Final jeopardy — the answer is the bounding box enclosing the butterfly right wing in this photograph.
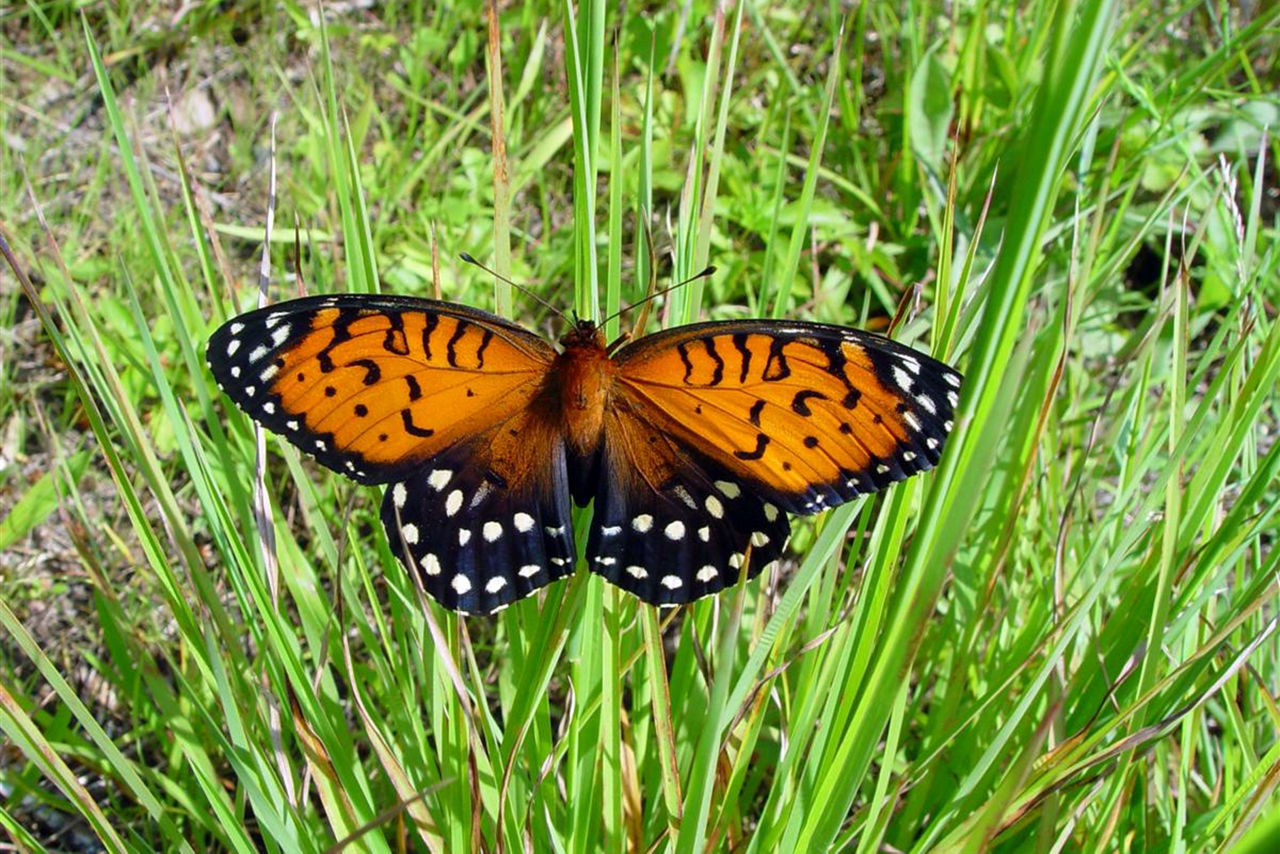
[584,406,790,606]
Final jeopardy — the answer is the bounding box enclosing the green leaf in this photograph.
[907,44,954,176]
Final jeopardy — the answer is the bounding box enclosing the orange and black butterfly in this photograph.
[207,293,961,613]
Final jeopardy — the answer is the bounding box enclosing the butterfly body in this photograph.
[551,321,614,465]
[208,294,961,613]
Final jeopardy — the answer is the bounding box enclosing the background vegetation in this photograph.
[1,0,1277,851]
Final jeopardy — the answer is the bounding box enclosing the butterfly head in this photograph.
[559,316,607,354]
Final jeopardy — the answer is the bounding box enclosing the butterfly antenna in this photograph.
[459,253,571,323]
[600,264,717,330]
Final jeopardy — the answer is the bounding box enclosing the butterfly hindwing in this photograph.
[586,413,790,605]
[206,295,555,484]
[382,412,577,613]
[611,320,962,515]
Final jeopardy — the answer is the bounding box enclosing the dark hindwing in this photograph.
[382,427,576,614]
[586,414,790,606]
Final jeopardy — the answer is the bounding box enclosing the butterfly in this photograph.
[206,293,961,613]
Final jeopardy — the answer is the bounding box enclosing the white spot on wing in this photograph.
[263,402,275,414]
[445,489,463,517]
[483,521,503,542]
[230,366,241,377]
[927,437,939,449]
[751,531,770,547]
[893,366,914,392]
[601,525,622,536]
[696,565,718,582]
[513,512,535,532]
[519,564,541,578]
[664,521,685,540]
[270,325,291,347]
[945,372,961,388]
[594,556,618,566]
[286,420,299,431]
[947,390,959,408]
[715,480,741,499]
[626,565,648,579]
[401,524,419,544]
[226,339,242,357]
[876,464,890,474]
[763,503,779,522]
[660,575,683,589]
[428,469,452,491]
[392,483,407,508]
[248,345,269,363]
[672,485,697,508]
[458,529,472,546]
[451,574,472,594]
[469,482,492,508]
[728,553,745,569]
[422,553,441,575]
[903,410,922,431]
[632,514,653,533]
[485,577,507,594]
[698,526,710,542]
[230,322,245,335]
[916,393,937,415]
[705,495,724,518]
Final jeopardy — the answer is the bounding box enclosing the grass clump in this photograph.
[1,1,1277,851]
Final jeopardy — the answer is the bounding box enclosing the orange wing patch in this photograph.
[612,321,960,513]
[208,295,555,484]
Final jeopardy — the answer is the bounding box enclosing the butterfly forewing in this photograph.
[206,295,555,484]
[610,320,962,515]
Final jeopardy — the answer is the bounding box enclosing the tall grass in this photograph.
[1,1,1277,852]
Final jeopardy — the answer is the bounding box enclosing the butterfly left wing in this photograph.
[381,406,578,613]
[207,295,573,613]
[206,295,556,484]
